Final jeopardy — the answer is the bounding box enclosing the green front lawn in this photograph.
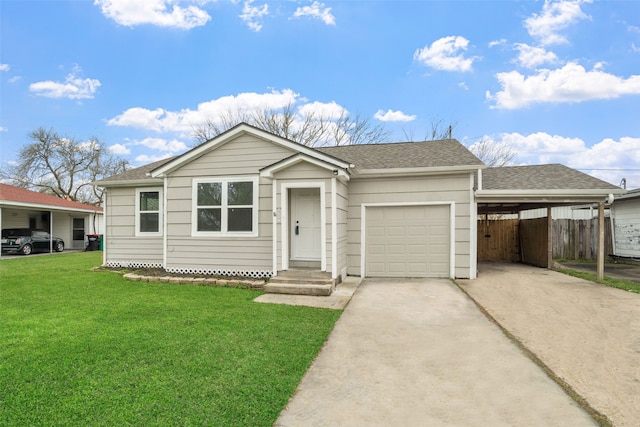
[0,252,341,426]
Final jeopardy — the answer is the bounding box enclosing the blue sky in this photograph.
[1,0,639,188]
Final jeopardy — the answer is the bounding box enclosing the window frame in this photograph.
[192,176,259,237]
[135,187,163,237]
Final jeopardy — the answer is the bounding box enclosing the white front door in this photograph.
[290,188,321,260]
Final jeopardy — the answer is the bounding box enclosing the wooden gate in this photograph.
[477,219,519,262]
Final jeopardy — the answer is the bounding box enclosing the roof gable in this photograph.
[260,153,350,180]
[0,183,103,212]
[150,123,350,178]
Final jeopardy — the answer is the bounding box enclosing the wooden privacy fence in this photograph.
[478,217,612,264]
[553,217,612,260]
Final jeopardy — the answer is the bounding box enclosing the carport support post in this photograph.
[597,201,605,282]
[547,207,553,269]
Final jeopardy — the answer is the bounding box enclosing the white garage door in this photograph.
[365,205,450,278]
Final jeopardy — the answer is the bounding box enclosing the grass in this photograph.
[554,267,640,293]
[0,252,342,426]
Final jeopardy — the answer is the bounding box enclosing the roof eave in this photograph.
[93,178,164,188]
[0,200,103,213]
[354,164,485,177]
[475,188,625,204]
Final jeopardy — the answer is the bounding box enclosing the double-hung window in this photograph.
[136,188,162,236]
[193,177,258,236]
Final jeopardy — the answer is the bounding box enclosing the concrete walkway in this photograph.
[275,278,595,427]
[459,262,640,427]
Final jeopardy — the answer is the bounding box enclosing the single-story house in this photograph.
[94,123,624,286]
[0,183,104,256]
[610,188,640,259]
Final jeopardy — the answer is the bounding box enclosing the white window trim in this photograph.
[135,187,163,237]
[192,176,259,238]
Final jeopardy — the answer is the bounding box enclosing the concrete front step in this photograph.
[263,282,334,296]
[276,269,334,280]
[268,276,336,286]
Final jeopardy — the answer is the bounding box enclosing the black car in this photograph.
[1,228,65,255]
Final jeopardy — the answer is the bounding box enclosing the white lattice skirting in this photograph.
[105,261,273,279]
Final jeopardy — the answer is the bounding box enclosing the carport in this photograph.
[0,183,103,258]
[475,165,626,280]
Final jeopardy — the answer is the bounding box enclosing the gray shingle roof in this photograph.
[482,164,620,190]
[94,157,175,184]
[317,139,484,169]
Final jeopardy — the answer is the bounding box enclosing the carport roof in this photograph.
[0,183,103,213]
[482,164,621,190]
[476,164,626,214]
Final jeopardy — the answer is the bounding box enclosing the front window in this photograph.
[136,188,162,236]
[193,177,258,236]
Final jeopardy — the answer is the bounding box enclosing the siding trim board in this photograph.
[360,201,456,279]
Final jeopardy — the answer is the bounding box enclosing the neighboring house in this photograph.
[611,188,640,259]
[0,183,104,255]
[94,123,623,284]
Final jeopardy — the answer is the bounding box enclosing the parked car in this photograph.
[1,228,65,255]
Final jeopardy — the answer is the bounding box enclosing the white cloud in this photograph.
[514,43,558,68]
[458,82,469,91]
[94,0,212,29]
[0,126,7,132]
[291,1,335,25]
[108,143,131,155]
[488,39,507,48]
[8,76,21,83]
[0,64,10,71]
[239,0,269,32]
[484,132,640,187]
[29,66,101,100]
[374,109,416,123]
[487,62,640,109]
[134,137,187,153]
[298,101,345,119]
[524,0,592,46]
[107,89,301,133]
[414,36,477,72]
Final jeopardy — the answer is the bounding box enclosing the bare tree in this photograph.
[192,103,391,147]
[1,127,128,205]
[469,136,516,167]
[401,118,458,142]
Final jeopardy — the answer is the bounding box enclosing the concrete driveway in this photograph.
[459,263,640,427]
[276,278,595,426]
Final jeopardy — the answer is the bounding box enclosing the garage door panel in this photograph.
[365,205,450,278]
[407,244,427,254]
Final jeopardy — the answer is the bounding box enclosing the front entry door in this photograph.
[290,188,321,260]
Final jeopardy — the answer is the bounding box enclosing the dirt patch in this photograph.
[458,263,640,427]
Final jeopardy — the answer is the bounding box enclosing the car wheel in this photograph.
[21,244,33,255]
[55,241,64,252]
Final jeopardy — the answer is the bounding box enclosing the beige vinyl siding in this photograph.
[164,135,295,273]
[272,161,334,180]
[105,186,163,266]
[347,173,473,278]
